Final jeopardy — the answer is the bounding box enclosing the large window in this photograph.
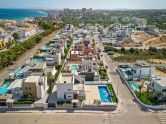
[162,89,166,92]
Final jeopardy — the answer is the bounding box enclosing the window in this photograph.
[162,89,166,92]
[29,87,31,90]
[149,69,151,74]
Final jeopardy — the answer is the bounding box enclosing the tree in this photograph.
[12,32,19,41]
[93,99,101,106]
[36,36,42,43]
[138,84,143,97]
[129,48,135,53]
[120,47,125,53]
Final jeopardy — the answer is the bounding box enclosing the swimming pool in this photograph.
[43,46,50,51]
[120,67,133,76]
[15,68,25,78]
[129,82,140,92]
[34,58,43,65]
[70,65,78,70]
[98,86,112,102]
[0,83,10,94]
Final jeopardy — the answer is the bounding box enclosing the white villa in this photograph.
[56,73,85,107]
[131,61,155,79]
[150,76,166,96]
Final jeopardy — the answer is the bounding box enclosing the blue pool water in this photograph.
[120,67,133,76]
[129,82,140,91]
[42,46,50,51]
[98,86,112,102]
[0,83,10,94]
[70,65,78,70]
[34,58,43,65]
[15,68,25,78]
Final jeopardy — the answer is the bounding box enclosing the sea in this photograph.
[0,9,48,22]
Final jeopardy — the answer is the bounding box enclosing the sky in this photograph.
[0,0,166,9]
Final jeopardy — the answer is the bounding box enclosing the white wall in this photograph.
[151,80,166,96]
[37,86,44,99]
[57,83,73,100]
[133,67,155,78]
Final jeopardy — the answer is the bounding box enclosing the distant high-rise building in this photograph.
[89,8,93,13]
[48,11,59,20]
[64,8,71,13]
[82,8,87,13]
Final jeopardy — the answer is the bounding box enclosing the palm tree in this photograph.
[138,84,143,97]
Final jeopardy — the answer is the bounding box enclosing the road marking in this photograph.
[158,112,166,124]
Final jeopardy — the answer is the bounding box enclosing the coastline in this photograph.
[0,9,48,22]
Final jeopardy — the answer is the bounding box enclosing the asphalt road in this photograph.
[95,34,161,124]
[0,30,58,83]
[0,34,163,124]
[0,112,109,124]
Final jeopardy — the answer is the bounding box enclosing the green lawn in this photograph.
[107,84,118,103]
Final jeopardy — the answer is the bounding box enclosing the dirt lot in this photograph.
[126,32,166,48]
[144,34,166,47]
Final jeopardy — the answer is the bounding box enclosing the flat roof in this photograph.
[132,61,153,69]
[24,76,41,83]
[60,76,73,84]
[8,79,23,89]
[71,51,79,54]
[154,76,166,87]
[33,61,45,69]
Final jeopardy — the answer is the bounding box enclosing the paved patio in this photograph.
[84,85,102,105]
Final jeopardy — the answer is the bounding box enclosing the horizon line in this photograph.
[0,7,166,10]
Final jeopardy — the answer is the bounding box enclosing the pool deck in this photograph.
[84,85,101,105]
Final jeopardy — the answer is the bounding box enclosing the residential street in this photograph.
[0,34,164,124]
[0,30,58,83]
[95,34,161,124]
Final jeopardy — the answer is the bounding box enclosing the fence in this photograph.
[117,67,166,110]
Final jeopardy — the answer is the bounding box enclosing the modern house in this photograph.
[44,48,62,66]
[131,61,155,79]
[80,59,100,81]
[22,76,48,99]
[50,43,65,56]
[132,17,147,28]
[28,61,47,76]
[70,51,83,61]
[56,73,85,107]
[0,33,13,48]
[7,79,23,98]
[150,76,166,97]
[0,94,14,107]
